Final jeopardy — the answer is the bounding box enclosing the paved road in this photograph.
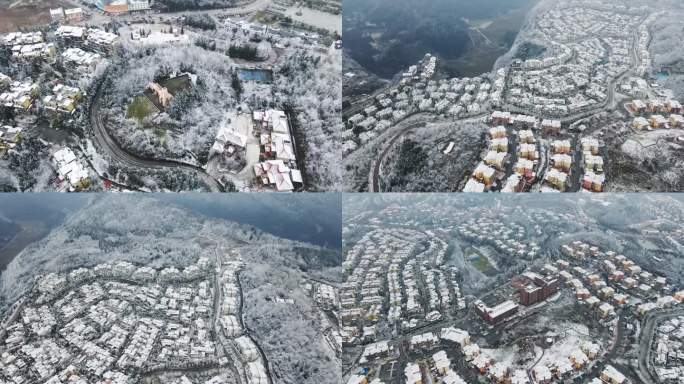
[212,247,247,384]
[78,0,271,23]
[637,309,684,384]
[89,77,224,192]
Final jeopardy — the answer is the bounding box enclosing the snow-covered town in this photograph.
[342,0,684,193]
[342,193,684,384]
[0,249,273,384]
[0,194,344,384]
[0,0,341,192]
[0,193,342,384]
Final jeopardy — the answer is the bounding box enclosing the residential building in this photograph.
[52,147,90,191]
[50,8,65,22]
[64,8,84,23]
[473,300,518,325]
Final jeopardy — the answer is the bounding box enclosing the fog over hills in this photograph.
[343,0,537,79]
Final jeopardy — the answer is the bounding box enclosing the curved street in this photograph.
[89,77,224,192]
[637,309,684,384]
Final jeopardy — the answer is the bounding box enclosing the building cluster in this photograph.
[530,361,626,384]
[509,128,540,191]
[313,282,339,310]
[516,271,560,306]
[356,321,607,384]
[52,147,91,192]
[1,73,84,117]
[0,125,23,153]
[452,325,602,384]
[341,228,419,343]
[421,55,437,79]
[215,251,269,384]
[474,124,509,192]
[0,254,270,383]
[465,111,543,192]
[419,300,606,384]
[218,258,242,341]
[43,84,83,114]
[252,109,303,191]
[472,271,560,326]
[50,7,84,23]
[1,32,57,62]
[236,336,269,384]
[252,159,301,192]
[95,0,151,14]
[439,239,684,383]
[343,58,506,153]
[458,218,540,259]
[55,26,119,54]
[544,136,573,192]
[485,113,541,191]
[652,315,684,382]
[62,47,103,73]
[559,241,684,319]
[506,2,645,118]
[619,76,650,99]
[579,136,605,192]
[304,280,343,357]
[629,98,684,130]
[399,54,437,83]
[342,206,670,384]
[340,228,463,347]
[0,25,116,118]
[635,12,658,76]
[466,110,608,193]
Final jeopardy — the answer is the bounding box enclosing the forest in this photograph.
[157,0,238,12]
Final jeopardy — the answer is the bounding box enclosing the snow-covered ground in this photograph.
[0,195,342,384]
[282,6,341,34]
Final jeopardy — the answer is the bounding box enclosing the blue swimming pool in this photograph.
[238,68,273,83]
[656,72,669,81]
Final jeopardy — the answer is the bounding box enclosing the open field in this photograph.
[465,246,498,275]
[126,95,158,121]
[283,5,341,35]
[0,0,74,33]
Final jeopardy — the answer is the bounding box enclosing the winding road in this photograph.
[637,309,684,384]
[89,77,224,192]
